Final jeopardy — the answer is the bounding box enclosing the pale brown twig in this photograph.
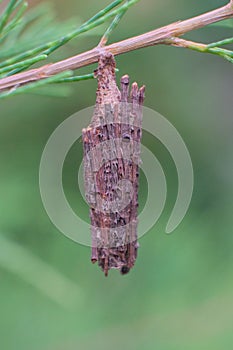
[164,37,207,52]
[0,1,233,91]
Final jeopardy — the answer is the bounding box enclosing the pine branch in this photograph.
[0,1,233,95]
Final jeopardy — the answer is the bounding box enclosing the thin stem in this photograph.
[0,0,18,33]
[0,54,47,76]
[82,0,124,27]
[12,0,26,11]
[0,1,233,91]
[2,64,33,77]
[165,37,233,63]
[208,37,233,48]
[99,0,134,47]
[0,2,28,41]
[0,70,72,99]
[55,73,95,83]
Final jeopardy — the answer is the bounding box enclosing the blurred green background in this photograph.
[1,1,233,349]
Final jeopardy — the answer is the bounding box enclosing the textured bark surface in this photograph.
[82,53,145,276]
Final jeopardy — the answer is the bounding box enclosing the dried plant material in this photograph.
[82,52,145,276]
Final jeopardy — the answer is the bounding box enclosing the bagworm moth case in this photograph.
[82,52,145,276]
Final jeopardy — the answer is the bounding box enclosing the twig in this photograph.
[165,37,233,63]
[0,1,233,91]
[208,37,233,48]
[0,71,73,99]
[98,0,132,47]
